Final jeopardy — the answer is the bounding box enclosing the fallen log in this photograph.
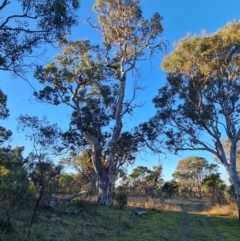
[49,191,88,202]
[44,191,88,215]
[131,208,148,216]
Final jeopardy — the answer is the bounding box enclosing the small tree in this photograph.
[128,166,149,196]
[17,115,62,203]
[202,173,226,205]
[115,190,128,209]
[143,165,163,197]
[0,146,29,204]
[173,156,217,199]
[162,180,178,198]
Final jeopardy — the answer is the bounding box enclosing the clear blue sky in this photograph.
[1,0,240,181]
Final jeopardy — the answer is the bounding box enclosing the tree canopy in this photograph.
[173,156,217,198]
[0,0,80,75]
[151,20,240,218]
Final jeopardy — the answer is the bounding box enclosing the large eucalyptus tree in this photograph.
[34,0,165,205]
[152,21,240,218]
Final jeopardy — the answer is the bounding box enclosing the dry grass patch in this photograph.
[127,196,212,212]
[201,202,238,218]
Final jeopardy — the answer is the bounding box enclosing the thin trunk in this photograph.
[26,178,45,241]
[227,145,240,220]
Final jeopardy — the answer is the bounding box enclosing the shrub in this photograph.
[115,191,128,209]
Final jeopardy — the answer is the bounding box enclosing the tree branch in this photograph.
[0,0,9,10]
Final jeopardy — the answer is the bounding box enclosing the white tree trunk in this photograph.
[227,145,240,219]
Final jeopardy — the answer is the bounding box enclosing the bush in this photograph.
[115,191,128,209]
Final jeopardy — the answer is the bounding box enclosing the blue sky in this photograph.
[1,0,240,181]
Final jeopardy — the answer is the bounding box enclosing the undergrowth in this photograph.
[0,198,240,241]
[201,202,238,218]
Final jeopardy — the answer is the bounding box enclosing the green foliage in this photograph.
[202,173,227,205]
[227,184,236,202]
[173,156,217,198]
[58,173,81,194]
[162,21,240,76]
[115,190,128,209]
[60,150,97,193]
[118,165,164,197]
[0,89,12,146]
[93,0,165,76]
[0,146,29,203]
[151,20,240,216]
[152,21,240,160]
[0,0,80,74]
[162,180,179,198]
[0,90,9,120]
[30,162,62,187]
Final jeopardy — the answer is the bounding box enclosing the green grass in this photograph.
[0,198,240,241]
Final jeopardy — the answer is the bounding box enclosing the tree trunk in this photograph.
[197,176,203,199]
[82,132,114,206]
[233,180,240,220]
[237,195,240,221]
[228,146,240,220]
[231,177,240,220]
[81,78,126,207]
[97,174,114,206]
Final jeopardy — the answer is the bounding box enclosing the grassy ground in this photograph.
[0,197,240,241]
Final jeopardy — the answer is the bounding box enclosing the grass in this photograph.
[200,202,238,218]
[0,197,240,241]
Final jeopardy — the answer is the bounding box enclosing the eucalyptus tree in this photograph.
[151,21,240,218]
[0,0,80,75]
[173,156,217,198]
[144,165,163,197]
[17,115,62,198]
[202,173,226,205]
[125,165,163,196]
[33,0,165,205]
[128,166,149,195]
